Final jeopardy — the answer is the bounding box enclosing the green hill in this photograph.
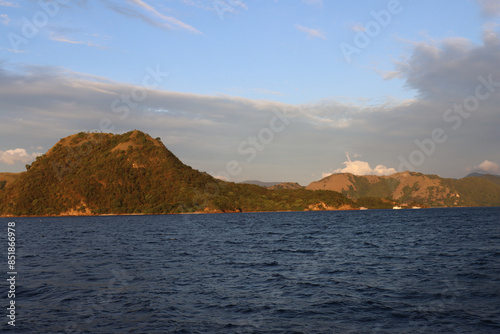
[0,131,354,216]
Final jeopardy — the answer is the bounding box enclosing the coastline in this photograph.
[0,205,360,218]
[3,205,497,219]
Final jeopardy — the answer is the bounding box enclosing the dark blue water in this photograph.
[1,207,499,333]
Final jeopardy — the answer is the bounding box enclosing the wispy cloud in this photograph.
[88,33,113,40]
[107,4,165,29]
[295,24,326,40]
[49,33,109,49]
[252,88,284,96]
[113,0,203,35]
[50,35,85,45]
[0,14,9,25]
[0,1,17,7]
[1,48,25,54]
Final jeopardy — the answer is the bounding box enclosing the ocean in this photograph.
[1,207,499,333]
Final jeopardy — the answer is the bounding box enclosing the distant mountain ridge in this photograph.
[465,173,500,186]
[269,182,304,190]
[306,172,500,207]
[240,180,282,188]
[465,172,500,177]
[240,181,304,190]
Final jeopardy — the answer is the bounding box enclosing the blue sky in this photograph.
[3,0,485,103]
[1,0,500,185]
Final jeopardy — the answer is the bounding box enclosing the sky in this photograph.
[0,0,499,185]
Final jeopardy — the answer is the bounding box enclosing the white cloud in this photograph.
[50,35,85,45]
[123,0,203,34]
[0,149,42,165]
[331,160,397,176]
[372,164,398,176]
[324,153,397,177]
[295,24,326,40]
[469,160,500,174]
[333,160,371,175]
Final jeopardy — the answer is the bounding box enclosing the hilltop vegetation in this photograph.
[0,131,354,216]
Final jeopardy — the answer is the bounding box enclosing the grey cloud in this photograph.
[106,4,169,30]
[477,0,500,18]
[0,64,300,171]
[103,0,202,34]
[393,32,500,101]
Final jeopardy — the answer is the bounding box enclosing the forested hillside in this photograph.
[0,131,354,216]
